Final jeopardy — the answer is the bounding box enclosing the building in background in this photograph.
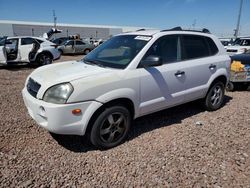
[0,20,151,40]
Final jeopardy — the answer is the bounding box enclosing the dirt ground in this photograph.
[0,55,249,187]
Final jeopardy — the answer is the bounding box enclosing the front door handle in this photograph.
[209,64,216,70]
[175,70,185,77]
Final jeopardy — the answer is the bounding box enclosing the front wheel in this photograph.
[203,81,225,111]
[90,106,131,149]
[226,82,234,91]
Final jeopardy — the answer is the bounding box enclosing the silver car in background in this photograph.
[58,40,95,55]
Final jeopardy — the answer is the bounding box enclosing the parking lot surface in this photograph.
[0,56,249,187]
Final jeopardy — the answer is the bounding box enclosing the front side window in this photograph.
[65,41,74,46]
[142,35,179,65]
[83,35,150,69]
[5,39,18,49]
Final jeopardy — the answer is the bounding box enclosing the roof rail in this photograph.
[161,27,211,34]
[161,27,182,32]
[202,28,210,33]
[136,29,146,31]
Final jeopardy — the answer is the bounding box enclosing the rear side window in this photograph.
[76,41,85,45]
[206,37,219,55]
[181,35,210,60]
[21,38,36,45]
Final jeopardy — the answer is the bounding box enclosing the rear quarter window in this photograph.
[206,37,219,55]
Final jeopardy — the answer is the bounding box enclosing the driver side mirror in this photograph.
[140,55,162,68]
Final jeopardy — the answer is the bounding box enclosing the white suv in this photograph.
[0,36,61,65]
[22,28,230,149]
[225,37,250,56]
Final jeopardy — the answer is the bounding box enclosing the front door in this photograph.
[64,40,75,54]
[139,35,186,115]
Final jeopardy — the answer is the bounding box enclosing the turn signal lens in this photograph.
[72,109,82,115]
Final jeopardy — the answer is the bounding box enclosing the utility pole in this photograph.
[53,10,57,29]
[192,19,196,30]
[234,0,243,38]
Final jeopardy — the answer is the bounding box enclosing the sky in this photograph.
[0,0,249,37]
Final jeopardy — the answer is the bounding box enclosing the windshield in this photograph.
[233,38,250,46]
[83,35,151,69]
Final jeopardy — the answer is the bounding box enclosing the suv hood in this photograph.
[29,60,112,85]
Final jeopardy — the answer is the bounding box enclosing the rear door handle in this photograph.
[209,64,216,70]
[175,70,185,77]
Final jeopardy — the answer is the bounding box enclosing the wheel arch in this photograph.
[84,48,91,54]
[35,50,53,60]
[205,68,229,93]
[85,98,135,136]
[211,75,227,87]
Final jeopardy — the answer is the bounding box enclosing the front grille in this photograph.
[27,78,41,98]
[227,49,237,52]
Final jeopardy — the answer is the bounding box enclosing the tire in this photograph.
[90,106,131,149]
[84,49,90,55]
[36,53,53,66]
[226,82,234,91]
[203,81,225,111]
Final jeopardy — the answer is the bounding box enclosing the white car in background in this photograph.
[225,37,250,56]
[0,36,61,65]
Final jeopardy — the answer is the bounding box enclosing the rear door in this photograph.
[75,40,86,53]
[19,37,35,62]
[180,35,219,101]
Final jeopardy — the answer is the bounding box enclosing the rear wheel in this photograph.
[90,106,131,149]
[84,49,90,55]
[226,82,234,91]
[36,53,52,66]
[203,81,225,111]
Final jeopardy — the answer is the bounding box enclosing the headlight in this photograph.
[43,83,73,104]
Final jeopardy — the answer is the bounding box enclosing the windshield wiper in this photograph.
[84,59,106,68]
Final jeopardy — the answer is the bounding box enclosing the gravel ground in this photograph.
[0,56,249,187]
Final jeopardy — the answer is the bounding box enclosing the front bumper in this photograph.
[22,88,102,135]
